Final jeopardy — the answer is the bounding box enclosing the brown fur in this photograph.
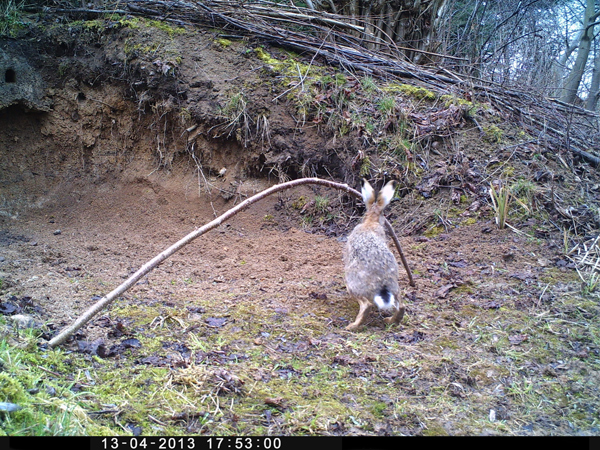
[343,180,405,331]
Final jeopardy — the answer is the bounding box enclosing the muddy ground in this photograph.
[0,17,599,436]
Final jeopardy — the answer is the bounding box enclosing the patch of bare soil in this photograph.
[0,177,347,330]
[0,18,599,436]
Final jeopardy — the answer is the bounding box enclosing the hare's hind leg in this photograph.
[346,297,372,331]
[384,303,405,326]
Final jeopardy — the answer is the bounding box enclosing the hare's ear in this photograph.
[378,180,397,208]
[361,179,376,206]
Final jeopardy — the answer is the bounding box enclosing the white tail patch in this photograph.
[374,293,396,311]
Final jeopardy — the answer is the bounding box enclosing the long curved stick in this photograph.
[384,219,415,287]
[48,177,413,347]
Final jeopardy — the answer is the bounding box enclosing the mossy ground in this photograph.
[1,216,598,436]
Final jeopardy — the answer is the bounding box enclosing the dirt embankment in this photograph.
[1,21,358,216]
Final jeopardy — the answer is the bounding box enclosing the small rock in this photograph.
[11,314,37,328]
[128,424,143,436]
[53,230,61,235]
[0,402,21,412]
[502,252,515,262]
[479,428,497,436]
[537,257,550,267]
[0,301,19,314]
[205,317,227,327]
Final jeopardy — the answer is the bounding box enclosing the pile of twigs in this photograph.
[30,0,600,165]
[567,236,600,290]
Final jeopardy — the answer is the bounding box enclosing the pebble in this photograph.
[53,230,61,235]
[0,402,21,412]
[11,314,37,329]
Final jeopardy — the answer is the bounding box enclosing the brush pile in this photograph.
[29,0,600,165]
[568,236,600,291]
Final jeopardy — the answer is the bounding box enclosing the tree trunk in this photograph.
[560,0,597,104]
[586,46,600,110]
[550,12,585,98]
[323,0,448,63]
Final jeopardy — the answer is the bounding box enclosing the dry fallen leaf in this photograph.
[508,334,528,345]
[435,283,455,298]
[264,397,286,409]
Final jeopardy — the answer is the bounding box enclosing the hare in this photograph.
[343,179,405,331]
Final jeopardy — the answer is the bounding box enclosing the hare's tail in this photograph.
[373,286,396,311]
